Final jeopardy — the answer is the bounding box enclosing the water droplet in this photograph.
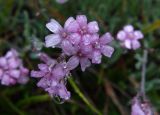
[52,96,65,104]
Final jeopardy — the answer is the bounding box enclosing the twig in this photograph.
[140,49,148,99]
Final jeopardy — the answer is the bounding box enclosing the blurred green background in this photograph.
[0,0,160,115]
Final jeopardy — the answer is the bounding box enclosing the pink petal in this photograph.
[20,67,29,76]
[88,21,99,33]
[117,30,126,41]
[38,64,48,72]
[45,34,61,48]
[69,33,81,45]
[124,39,132,49]
[5,49,19,58]
[31,70,45,78]
[8,58,20,69]
[131,98,145,115]
[124,25,134,32]
[67,56,79,70]
[61,40,77,56]
[0,69,3,79]
[101,45,114,57]
[64,17,75,29]
[0,57,7,67]
[39,53,57,65]
[46,19,62,33]
[66,20,80,32]
[100,32,113,44]
[76,15,87,26]
[82,34,91,45]
[52,65,65,78]
[81,44,93,54]
[134,31,144,39]
[92,51,102,64]
[132,40,141,50]
[80,58,91,71]
[37,77,49,88]
[1,74,16,86]
[9,70,20,79]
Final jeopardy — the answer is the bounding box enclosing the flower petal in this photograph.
[52,65,65,78]
[124,25,134,32]
[82,34,91,45]
[31,70,45,78]
[9,70,20,79]
[66,20,80,32]
[92,51,102,64]
[38,64,48,72]
[45,34,61,48]
[124,39,132,49]
[8,58,21,69]
[80,58,91,71]
[64,17,75,29]
[101,45,114,57]
[69,33,81,45]
[76,15,87,26]
[67,56,79,70]
[134,30,144,39]
[81,44,93,54]
[87,21,99,33]
[0,69,3,79]
[117,30,126,41]
[1,74,16,86]
[61,40,77,56]
[132,40,141,50]
[46,19,62,33]
[0,57,7,67]
[100,32,113,44]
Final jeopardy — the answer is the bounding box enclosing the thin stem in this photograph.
[140,49,148,99]
[69,77,102,115]
[2,95,25,115]
[17,94,50,107]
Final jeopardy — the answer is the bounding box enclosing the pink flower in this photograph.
[0,49,29,86]
[117,25,143,50]
[45,17,80,48]
[31,53,71,100]
[131,97,153,115]
[91,33,114,64]
[45,15,114,71]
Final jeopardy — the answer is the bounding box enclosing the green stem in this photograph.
[2,95,25,115]
[17,94,50,107]
[69,77,102,115]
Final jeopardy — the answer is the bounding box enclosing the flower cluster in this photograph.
[0,49,29,86]
[117,25,143,50]
[31,15,114,101]
[131,96,153,115]
[31,53,73,100]
[45,15,114,71]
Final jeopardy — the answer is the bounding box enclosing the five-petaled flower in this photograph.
[117,25,143,50]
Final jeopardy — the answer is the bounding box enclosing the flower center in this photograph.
[94,42,101,49]
[61,32,68,38]
[127,33,134,39]
[79,26,87,35]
